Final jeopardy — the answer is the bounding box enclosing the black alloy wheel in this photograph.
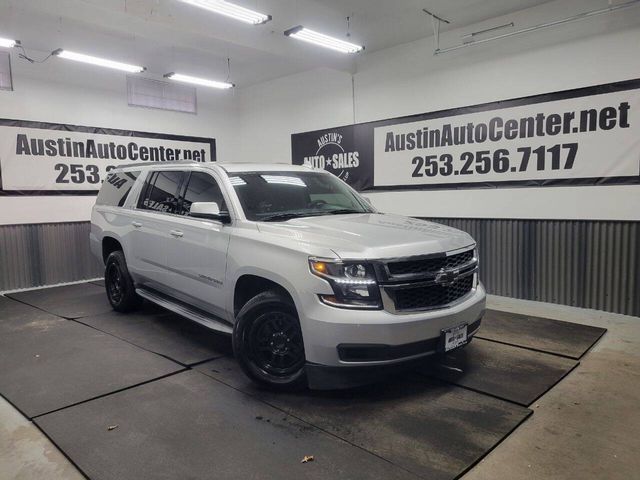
[106,262,124,304]
[233,290,307,390]
[104,250,141,312]
[248,310,305,377]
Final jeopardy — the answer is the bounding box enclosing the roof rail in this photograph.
[111,160,211,169]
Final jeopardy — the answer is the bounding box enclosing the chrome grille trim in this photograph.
[376,247,478,314]
[375,246,477,283]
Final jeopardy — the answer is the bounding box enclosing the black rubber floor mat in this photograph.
[7,283,112,319]
[35,370,418,480]
[0,297,183,418]
[195,357,532,480]
[422,338,579,406]
[78,310,231,365]
[476,309,606,359]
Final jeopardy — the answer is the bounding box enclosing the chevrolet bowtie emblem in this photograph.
[434,270,458,286]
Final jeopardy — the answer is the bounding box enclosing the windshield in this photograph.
[227,171,374,221]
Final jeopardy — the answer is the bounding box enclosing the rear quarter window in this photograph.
[95,170,141,207]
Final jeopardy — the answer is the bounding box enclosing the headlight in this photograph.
[309,258,382,309]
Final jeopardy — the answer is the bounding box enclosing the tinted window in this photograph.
[229,172,373,221]
[179,171,227,216]
[138,171,184,214]
[95,170,140,207]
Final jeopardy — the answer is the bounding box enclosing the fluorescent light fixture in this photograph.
[0,37,18,48]
[164,72,235,89]
[178,0,271,25]
[52,49,145,73]
[284,26,364,54]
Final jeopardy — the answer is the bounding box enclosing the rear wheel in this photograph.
[233,290,306,390]
[105,250,141,312]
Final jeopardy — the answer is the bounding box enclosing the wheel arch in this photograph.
[102,236,123,264]
[233,273,296,318]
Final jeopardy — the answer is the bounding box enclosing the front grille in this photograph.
[392,275,474,311]
[387,249,474,277]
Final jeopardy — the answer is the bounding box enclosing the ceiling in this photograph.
[0,0,555,87]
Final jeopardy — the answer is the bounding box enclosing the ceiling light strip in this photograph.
[284,26,364,54]
[298,32,362,51]
[164,72,234,89]
[0,37,18,48]
[178,0,271,25]
[53,49,145,73]
[290,29,362,51]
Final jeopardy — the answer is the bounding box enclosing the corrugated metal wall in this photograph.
[427,218,640,317]
[0,222,102,291]
[1,219,638,316]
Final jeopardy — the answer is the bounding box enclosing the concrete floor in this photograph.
[0,295,638,480]
[465,296,640,480]
[0,396,83,480]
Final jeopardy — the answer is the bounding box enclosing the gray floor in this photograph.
[0,394,84,480]
[464,296,640,480]
[0,293,638,480]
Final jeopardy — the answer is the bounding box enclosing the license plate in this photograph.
[442,324,468,352]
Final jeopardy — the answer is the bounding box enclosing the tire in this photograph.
[104,250,141,312]
[233,290,307,390]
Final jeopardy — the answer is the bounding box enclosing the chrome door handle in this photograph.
[132,221,142,228]
[169,230,184,238]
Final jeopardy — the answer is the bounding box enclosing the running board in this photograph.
[136,287,233,335]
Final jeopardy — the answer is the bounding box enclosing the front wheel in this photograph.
[233,290,307,390]
[105,250,141,312]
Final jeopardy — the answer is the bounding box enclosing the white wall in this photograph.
[3,0,640,223]
[0,54,238,225]
[233,0,640,221]
[234,67,354,164]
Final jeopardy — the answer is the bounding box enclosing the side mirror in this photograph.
[190,202,230,223]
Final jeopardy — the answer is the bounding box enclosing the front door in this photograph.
[162,170,231,318]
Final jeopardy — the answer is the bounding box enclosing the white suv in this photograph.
[90,162,486,389]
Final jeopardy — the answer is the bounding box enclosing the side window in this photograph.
[138,171,184,214]
[95,171,140,207]
[179,171,227,217]
[137,171,157,210]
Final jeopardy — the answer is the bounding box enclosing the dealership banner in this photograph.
[292,79,640,191]
[0,119,216,194]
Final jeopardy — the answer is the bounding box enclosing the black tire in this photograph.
[104,250,141,312]
[233,290,307,390]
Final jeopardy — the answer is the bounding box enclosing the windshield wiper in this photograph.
[260,212,325,222]
[326,209,364,215]
[260,209,363,222]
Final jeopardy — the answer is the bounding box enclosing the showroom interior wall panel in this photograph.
[0,57,238,226]
[429,219,639,317]
[1,0,639,317]
[0,222,101,292]
[236,0,640,223]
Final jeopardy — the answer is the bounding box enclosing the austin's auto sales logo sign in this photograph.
[291,124,373,190]
[302,131,360,182]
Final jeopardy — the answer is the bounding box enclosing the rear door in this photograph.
[162,169,231,317]
[128,170,186,292]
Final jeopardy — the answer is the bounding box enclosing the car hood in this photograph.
[255,213,474,259]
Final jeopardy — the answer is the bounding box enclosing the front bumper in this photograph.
[298,282,486,369]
